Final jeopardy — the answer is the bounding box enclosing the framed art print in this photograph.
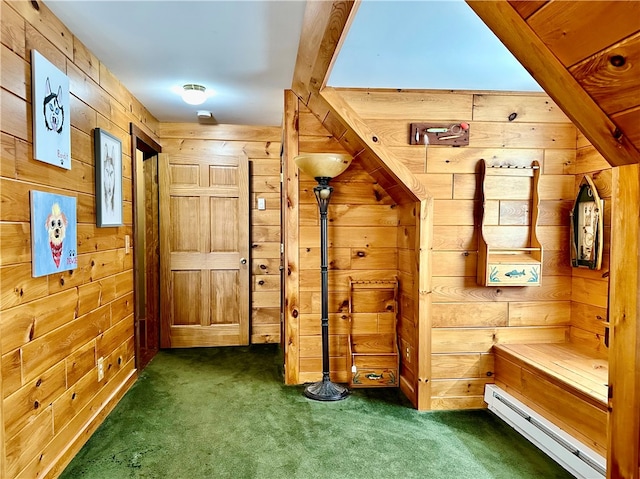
[31,49,71,169]
[94,128,123,227]
[31,190,77,277]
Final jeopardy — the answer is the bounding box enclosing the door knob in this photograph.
[240,258,247,265]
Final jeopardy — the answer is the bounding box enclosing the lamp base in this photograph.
[303,379,349,401]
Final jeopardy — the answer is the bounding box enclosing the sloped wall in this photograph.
[0,1,159,476]
[284,94,413,389]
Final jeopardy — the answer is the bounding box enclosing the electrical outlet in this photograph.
[257,197,266,210]
[97,357,105,381]
[405,347,412,363]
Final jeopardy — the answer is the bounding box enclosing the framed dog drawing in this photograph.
[94,128,123,227]
[30,190,78,277]
[31,50,71,169]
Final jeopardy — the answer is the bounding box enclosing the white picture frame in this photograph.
[31,49,71,169]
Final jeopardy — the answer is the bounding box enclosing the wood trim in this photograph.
[0,345,4,479]
[417,198,433,410]
[158,153,172,348]
[608,164,640,479]
[42,368,137,479]
[130,123,162,369]
[466,0,640,168]
[320,87,429,202]
[283,90,300,384]
[238,153,251,345]
[159,123,281,141]
[130,123,162,156]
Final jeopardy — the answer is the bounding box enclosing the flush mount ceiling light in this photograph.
[181,84,207,105]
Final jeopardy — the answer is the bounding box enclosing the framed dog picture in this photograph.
[31,190,78,277]
[31,49,71,169]
[94,128,123,227]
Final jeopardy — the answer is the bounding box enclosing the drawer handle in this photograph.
[365,373,383,380]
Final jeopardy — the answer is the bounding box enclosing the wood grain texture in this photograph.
[283,90,301,383]
[467,0,640,167]
[608,164,640,478]
[570,32,640,117]
[527,0,640,68]
[0,2,159,476]
[321,87,428,202]
[494,350,607,456]
[291,1,359,102]
[416,199,433,409]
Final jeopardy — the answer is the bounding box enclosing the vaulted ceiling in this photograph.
[292,0,640,176]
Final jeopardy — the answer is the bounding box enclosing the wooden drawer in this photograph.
[351,367,398,387]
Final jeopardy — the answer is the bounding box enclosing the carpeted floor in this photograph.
[60,345,572,479]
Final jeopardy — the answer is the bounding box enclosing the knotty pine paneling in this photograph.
[0,1,159,477]
[158,123,282,345]
[571,138,612,352]
[397,201,419,405]
[341,89,578,409]
[287,100,419,398]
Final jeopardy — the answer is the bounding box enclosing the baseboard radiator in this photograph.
[484,385,606,479]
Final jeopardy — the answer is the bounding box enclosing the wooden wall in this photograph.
[158,123,282,344]
[571,133,611,351]
[0,1,160,477]
[396,202,419,404]
[284,96,421,391]
[297,105,400,383]
[337,89,577,409]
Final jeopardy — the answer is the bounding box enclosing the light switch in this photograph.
[257,197,266,210]
[125,235,130,254]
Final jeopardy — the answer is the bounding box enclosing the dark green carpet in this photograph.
[60,345,572,479]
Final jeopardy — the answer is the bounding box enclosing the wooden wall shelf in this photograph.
[477,160,542,286]
[347,278,400,388]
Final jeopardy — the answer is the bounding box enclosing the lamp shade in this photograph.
[294,153,352,180]
[181,84,207,105]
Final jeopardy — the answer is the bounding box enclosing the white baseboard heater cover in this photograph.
[484,385,606,479]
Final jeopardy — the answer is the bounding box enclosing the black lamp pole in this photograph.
[303,177,349,401]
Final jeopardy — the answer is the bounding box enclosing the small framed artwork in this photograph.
[31,190,78,277]
[31,49,71,169]
[94,128,123,227]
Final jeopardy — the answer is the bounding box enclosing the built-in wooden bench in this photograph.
[493,342,609,456]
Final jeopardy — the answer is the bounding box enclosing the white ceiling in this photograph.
[44,0,541,127]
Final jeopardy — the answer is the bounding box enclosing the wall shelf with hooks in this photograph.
[477,160,542,286]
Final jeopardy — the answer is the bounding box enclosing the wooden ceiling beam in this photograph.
[467,0,640,167]
[291,1,427,203]
[291,1,359,103]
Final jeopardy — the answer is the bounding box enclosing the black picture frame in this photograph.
[94,128,123,227]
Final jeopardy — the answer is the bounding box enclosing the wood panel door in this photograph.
[159,153,249,348]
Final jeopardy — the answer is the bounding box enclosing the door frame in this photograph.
[130,123,162,370]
